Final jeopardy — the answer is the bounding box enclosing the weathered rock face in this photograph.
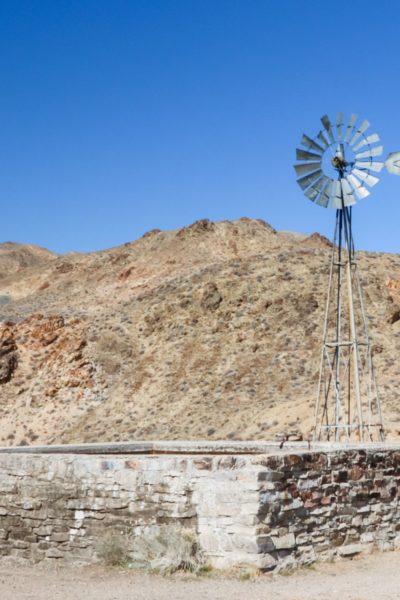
[0,326,17,383]
[201,282,223,311]
[0,444,398,569]
[0,315,104,446]
[0,218,399,445]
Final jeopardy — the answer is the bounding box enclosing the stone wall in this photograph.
[0,442,399,570]
[255,447,400,570]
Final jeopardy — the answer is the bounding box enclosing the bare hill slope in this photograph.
[0,217,399,446]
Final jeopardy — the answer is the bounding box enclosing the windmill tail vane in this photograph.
[386,151,400,175]
[294,113,400,443]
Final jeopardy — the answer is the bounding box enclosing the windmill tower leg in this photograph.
[313,200,385,442]
[342,205,364,439]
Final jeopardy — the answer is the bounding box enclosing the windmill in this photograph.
[294,113,400,442]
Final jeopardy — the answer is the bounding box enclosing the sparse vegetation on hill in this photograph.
[0,217,399,446]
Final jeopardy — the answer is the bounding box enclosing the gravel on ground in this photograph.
[0,551,398,600]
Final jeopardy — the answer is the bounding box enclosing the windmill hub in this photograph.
[331,154,348,172]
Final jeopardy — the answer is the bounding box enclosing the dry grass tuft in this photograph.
[96,531,130,567]
[130,524,204,574]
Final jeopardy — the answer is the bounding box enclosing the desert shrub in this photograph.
[96,531,130,566]
[130,524,204,575]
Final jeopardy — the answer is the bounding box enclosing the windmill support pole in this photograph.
[342,206,364,440]
[334,208,343,440]
[339,179,364,441]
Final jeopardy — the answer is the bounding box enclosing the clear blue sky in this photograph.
[1,0,400,253]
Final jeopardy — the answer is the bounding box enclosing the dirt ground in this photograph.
[0,551,398,600]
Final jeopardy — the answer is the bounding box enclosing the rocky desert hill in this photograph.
[0,217,400,447]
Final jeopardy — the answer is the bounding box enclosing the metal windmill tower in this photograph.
[294,113,400,443]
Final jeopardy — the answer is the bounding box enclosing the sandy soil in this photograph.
[0,552,398,600]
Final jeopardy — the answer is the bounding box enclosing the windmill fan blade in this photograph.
[341,178,356,207]
[336,112,344,140]
[346,174,370,199]
[321,115,335,143]
[352,168,379,187]
[314,177,331,204]
[305,176,324,201]
[296,148,322,161]
[354,186,370,199]
[305,175,331,203]
[296,169,323,190]
[343,113,358,143]
[315,191,330,208]
[385,151,400,175]
[317,131,329,149]
[350,119,370,146]
[331,180,343,209]
[369,161,384,172]
[355,160,384,172]
[294,162,322,176]
[352,133,380,152]
[316,180,333,207]
[300,134,325,154]
[355,146,383,159]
